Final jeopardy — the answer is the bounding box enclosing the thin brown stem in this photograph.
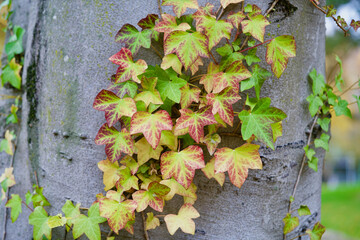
[157,0,163,16]
[239,36,250,51]
[232,121,241,134]
[107,230,113,237]
[79,207,89,210]
[34,171,39,186]
[219,132,242,138]
[22,201,34,212]
[209,51,218,65]
[151,44,162,58]
[339,81,359,96]
[265,0,280,16]
[288,113,319,212]
[239,39,272,53]
[141,212,150,240]
[310,0,348,35]
[155,214,166,218]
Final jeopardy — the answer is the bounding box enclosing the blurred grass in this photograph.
[322,184,360,239]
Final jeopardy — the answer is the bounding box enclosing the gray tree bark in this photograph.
[1,0,325,239]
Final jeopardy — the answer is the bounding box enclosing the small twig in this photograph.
[209,51,218,64]
[239,39,272,53]
[22,201,34,212]
[239,36,250,51]
[34,171,39,186]
[157,0,163,16]
[79,207,89,210]
[338,81,359,96]
[288,113,319,212]
[107,230,113,237]
[309,0,348,35]
[265,0,280,16]
[188,82,199,88]
[151,44,163,58]
[217,7,225,20]
[232,121,241,134]
[141,212,150,240]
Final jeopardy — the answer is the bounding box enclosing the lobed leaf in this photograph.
[115,24,152,54]
[241,12,269,43]
[201,133,221,156]
[5,194,22,222]
[266,35,296,78]
[132,181,170,212]
[201,158,225,186]
[154,14,191,40]
[130,110,173,149]
[29,206,52,240]
[164,204,200,235]
[161,145,205,188]
[306,222,326,240]
[135,137,163,165]
[180,84,201,109]
[97,159,121,191]
[162,0,199,18]
[283,213,299,234]
[214,143,262,188]
[138,14,160,41]
[146,212,160,230]
[221,0,244,9]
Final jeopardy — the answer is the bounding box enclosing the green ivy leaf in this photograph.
[115,24,152,54]
[309,68,326,95]
[241,11,269,42]
[61,200,81,231]
[5,25,25,60]
[334,99,352,118]
[354,95,360,113]
[5,194,22,222]
[306,222,326,240]
[304,145,319,172]
[31,185,51,208]
[314,133,330,151]
[298,205,311,216]
[1,58,22,89]
[283,213,299,234]
[241,64,271,100]
[334,55,344,91]
[107,80,138,99]
[317,118,330,132]
[238,98,287,150]
[306,94,323,117]
[29,206,52,240]
[244,48,261,66]
[72,202,107,240]
[138,14,160,41]
[266,35,296,78]
[156,73,187,103]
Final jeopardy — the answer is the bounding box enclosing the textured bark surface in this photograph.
[1,0,325,239]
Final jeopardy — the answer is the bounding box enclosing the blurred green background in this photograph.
[322,0,360,239]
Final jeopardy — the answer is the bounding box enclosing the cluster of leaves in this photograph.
[91,0,296,237]
[311,0,360,35]
[283,55,360,240]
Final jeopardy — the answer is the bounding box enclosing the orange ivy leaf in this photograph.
[99,197,137,234]
[160,145,205,188]
[202,158,225,186]
[132,181,170,212]
[206,87,241,126]
[95,124,134,162]
[93,89,136,127]
[154,14,191,40]
[214,143,262,188]
[162,0,199,18]
[164,204,200,235]
[174,106,217,143]
[199,62,222,93]
[164,31,209,70]
[180,84,201,109]
[201,133,221,155]
[109,48,147,83]
[130,110,173,149]
[221,0,244,9]
[135,137,163,166]
[212,61,252,93]
[97,159,121,191]
[266,35,296,78]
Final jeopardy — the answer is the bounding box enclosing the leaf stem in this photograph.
[157,0,163,16]
[309,0,348,35]
[151,44,163,58]
[79,207,89,210]
[289,234,307,240]
[154,214,166,218]
[219,132,242,138]
[209,51,218,65]
[288,113,319,212]
[22,201,34,212]
[264,0,280,16]
[338,81,359,96]
[239,39,272,53]
[141,212,150,240]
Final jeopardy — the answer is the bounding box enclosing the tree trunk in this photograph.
[2,0,325,239]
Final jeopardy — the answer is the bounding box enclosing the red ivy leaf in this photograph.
[175,106,217,143]
[132,181,170,212]
[201,133,221,156]
[227,11,246,28]
[161,145,205,188]
[138,14,160,41]
[93,89,137,127]
[109,48,147,83]
[130,110,173,149]
[350,19,360,31]
[212,61,252,93]
[214,143,262,188]
[206,87,241,126]
[199,62,222,93]
[154,14,191,40]
[162,0,199,18]
[95,124,134,162]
